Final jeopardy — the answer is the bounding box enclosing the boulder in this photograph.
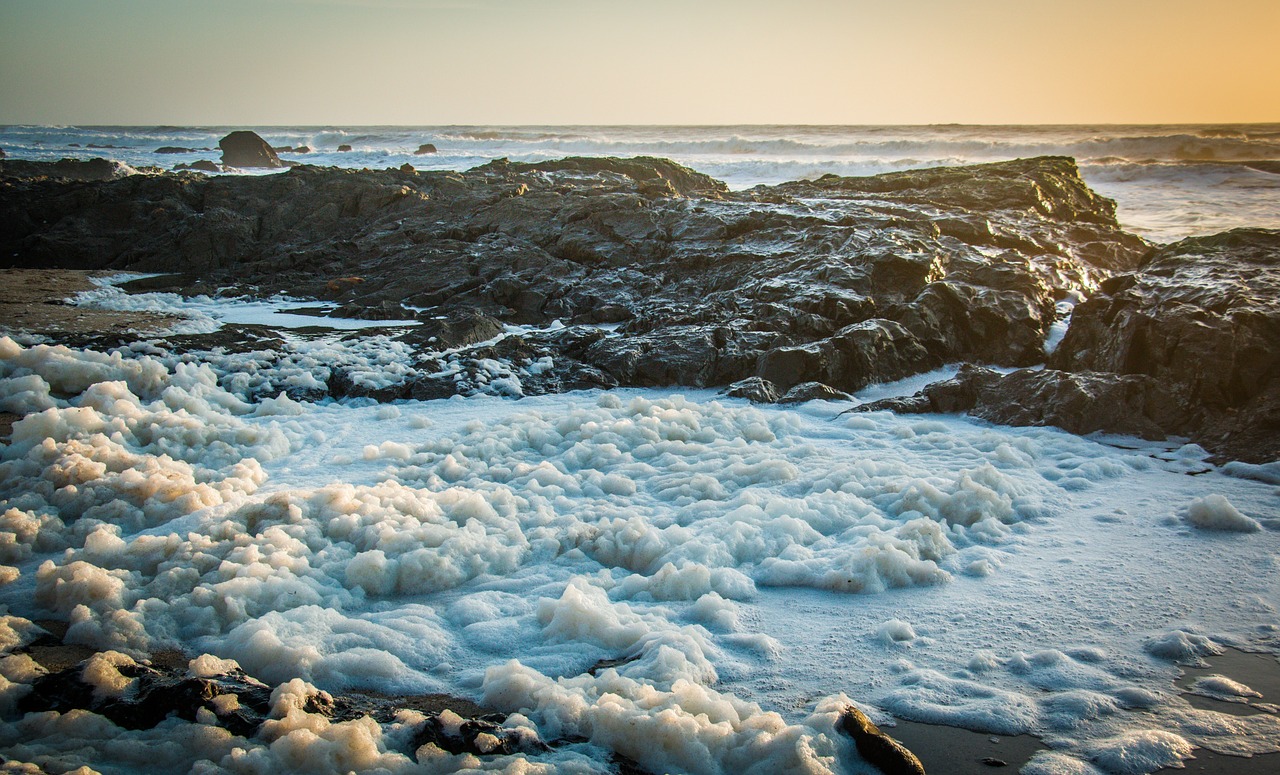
[218,130,283,168]
[415,143,438,154]
[724,376,780,403]
[337,144,353,152]
[779,382,853,403]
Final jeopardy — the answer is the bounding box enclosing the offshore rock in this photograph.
[219,130,283,168]
[415,143,438,154]
[0,155,1148,397]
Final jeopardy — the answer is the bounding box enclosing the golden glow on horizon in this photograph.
[1,0,1277,125]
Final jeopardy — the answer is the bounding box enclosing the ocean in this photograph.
[2,125,1279,774]
[3,123,1279,243]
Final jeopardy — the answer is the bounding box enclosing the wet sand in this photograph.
[0,268,180,337]
[877,648,1280,774]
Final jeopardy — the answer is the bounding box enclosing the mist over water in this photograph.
[4,124,1279,243]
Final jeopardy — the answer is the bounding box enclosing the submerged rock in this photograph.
[219,130,283,168]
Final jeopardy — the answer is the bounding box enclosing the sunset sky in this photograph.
[2,0,1277,125]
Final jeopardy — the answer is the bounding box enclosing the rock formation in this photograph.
[415,143,438,154]
[855,229,1280,461]
[12,155,1272,459]
[218,130,283,168]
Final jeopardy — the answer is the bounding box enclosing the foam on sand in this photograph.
[3,337,1280,773]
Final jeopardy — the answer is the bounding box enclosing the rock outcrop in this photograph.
[218,130,283,168]
[856,229,1280,462]
[0,155,1149,403]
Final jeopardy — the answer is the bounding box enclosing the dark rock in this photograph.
[174,160,221,173]
[837,706,927,775]
[401,313,505,349]
[219,130,283,168]
[1051,228,1280,461]
[854,365,1187,438]
[982,757,1009,767]
[19,654,273,733]
[415,143,438,155]
[294,146,311,154]
[409,712,547,757]
[400,162,415,173]
[0,157,132,181]
[759,319,939,393]
[338,144,353,152]
[273,145,295,153]
[156,146,195,154]
[0,156,1148,405]
[724,376,781,403]
[0,147,5,159]
[779,382,853,403]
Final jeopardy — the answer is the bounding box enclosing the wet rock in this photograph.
[18,653,273,734]
[219,130,283,168]
[854,365,1186,438]
[338,144,353,152]
[0,147,5,159]
[409,711,547,757]
[156,146,196,154]
[724,376,781,403]
[0,156,1148,401]
[415,143,438,154]
[780,381,853,403]
[837,706,926,775]
[1051,228,1280,461]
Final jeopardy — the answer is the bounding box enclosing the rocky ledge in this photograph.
[3,154,1276,461]
[857,229,1280,462]
[2,154,1144,387]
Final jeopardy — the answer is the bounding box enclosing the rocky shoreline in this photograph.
[3,153,1276,462]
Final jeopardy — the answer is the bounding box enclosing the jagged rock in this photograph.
[779,382,853,403]
[415,143,438,154]
[837,706,926,775]
[1050,228,1280,461]
[338,144,353,152]
[219,130,283,168]
[0,156,1149,404]
[724,376,781,403]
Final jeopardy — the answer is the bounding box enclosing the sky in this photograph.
[1,0,1277,125]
